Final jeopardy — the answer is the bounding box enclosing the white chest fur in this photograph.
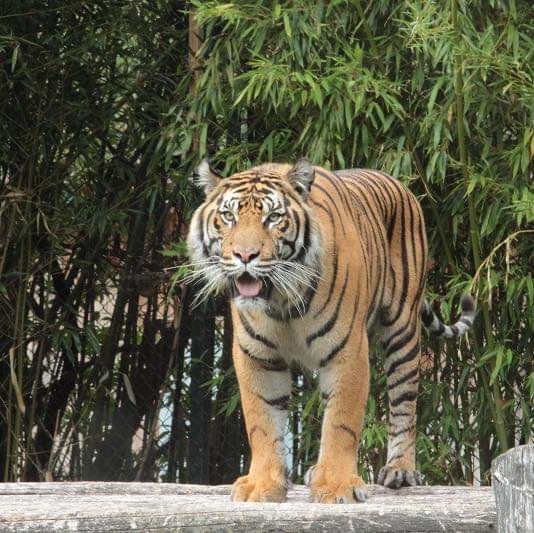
[234,306,342,371]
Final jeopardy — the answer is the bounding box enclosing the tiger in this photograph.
[186,159,475,503]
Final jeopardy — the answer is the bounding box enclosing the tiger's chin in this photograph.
[233,296,271,312]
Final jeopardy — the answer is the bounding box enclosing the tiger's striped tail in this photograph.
[422,294,476,338]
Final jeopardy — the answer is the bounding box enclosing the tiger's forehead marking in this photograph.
[218,172,288,213]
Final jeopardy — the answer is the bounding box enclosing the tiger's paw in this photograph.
[378,461,423,489]
[305,464,368,504]
[231,474,288,502]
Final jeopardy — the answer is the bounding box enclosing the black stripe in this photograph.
[353,172,387,218]
[296,209,312,261]
[388,423,416,439]
[312,182,347,235]
[309,198,334,226]
[306,266,349,346]
[249,425,267,441]
[280,237,296,258]
[364,178,388,217]
[383,319,413,351]
[239,344,288,371]
[342,179,368,214]
[388,263,396,307]
[390,390,418,408]
[319,297,360,368]
[286,275,319,319]
[387,366,419,391]
[319,330,349,368]
[380,172,406,195]
[421,306,434,327]
[382,190,410,326]
[207,236,219,254]
[260,394,290,410]
[260,359,289,371]
[386,343,420,377]
[302,207,311,247]
[263,195,275,209]
[367,277,386,328]
[283,185,307,206]
[435,322,445,336]
[336,424,358,442]
[288,208,300,258]
[313,248,338,317]
[364,219,385,323]
[364,172,397,220]
[231,185,254,194]
[238,312,277,349]
[345,177,385,245]
[317,169,354,219]
[416,202,427,275]
[384,324,417,356]
[387,203,397,243]
[387,453,408,464]
[408,197,417,270]
[389,409,413,418]
[266,274,319,321]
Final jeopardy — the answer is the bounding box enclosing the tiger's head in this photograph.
[186,159,322,313]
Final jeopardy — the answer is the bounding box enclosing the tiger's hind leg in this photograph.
[378,312,423,488]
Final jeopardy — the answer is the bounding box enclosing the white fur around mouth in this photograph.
[235,273,262,298]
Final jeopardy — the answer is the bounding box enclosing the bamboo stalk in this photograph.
[167,286,190,483]
[84,210,146,477]
[451,0,508,453]
[4,373,13,481]
[0,204,17,278]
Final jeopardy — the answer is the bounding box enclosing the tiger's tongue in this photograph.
[236,275,262,297]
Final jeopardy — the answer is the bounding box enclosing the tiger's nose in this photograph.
[233,247,260,264]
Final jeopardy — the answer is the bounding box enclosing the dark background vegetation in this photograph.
[0,0,532,485]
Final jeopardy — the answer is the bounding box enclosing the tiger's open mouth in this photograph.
[234,272,273,299]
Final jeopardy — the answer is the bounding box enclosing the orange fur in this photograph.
[187,161,471,502]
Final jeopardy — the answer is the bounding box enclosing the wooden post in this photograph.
[492,444,534,533]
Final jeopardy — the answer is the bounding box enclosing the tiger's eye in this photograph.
[220,211,235,224]
[267,212,282,224]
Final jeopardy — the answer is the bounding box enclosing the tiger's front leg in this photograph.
[231,340,291,502]
[306,329,370,503]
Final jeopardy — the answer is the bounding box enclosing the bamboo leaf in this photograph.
[122,373,137,406]
[11,44,19,73]
[283,12,292,38]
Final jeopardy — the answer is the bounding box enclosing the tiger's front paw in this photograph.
[378,460,423,488]
[305,464,368,503]
[231,474,288,502]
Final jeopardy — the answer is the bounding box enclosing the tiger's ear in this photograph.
[191,158,222,195]
[287,158,315,198]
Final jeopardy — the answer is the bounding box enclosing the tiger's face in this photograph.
[186,160,322,312]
